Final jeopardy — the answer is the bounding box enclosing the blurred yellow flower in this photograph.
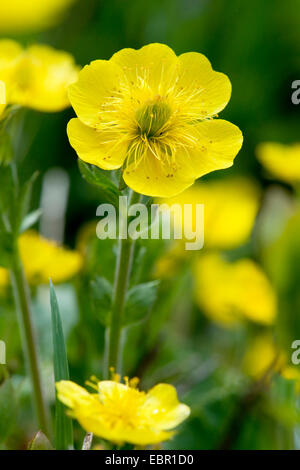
[0,80,6,116]
[257,142,300,184]
[0,230,82,286]
[0,40,79,112]
[161,177,260,249]
[67,43,243,197]
[194,253,277,327]
[0,0,76,34]
[244,335,300,390]
[56,377,190,445]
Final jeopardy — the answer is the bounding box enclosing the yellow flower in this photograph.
[67,43,243,197]
[0,230,82,286]
[0,0,76,34]
[256,142,300,184]
[160,177,260,249]
[0,80,6,116]
[19,230,83,283]
[0,40,79,112]
[194,253,277,327]
[56,377,190,446]
[244,335,300,390]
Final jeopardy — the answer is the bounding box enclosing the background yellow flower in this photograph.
[160,177,260,249]
[194,253,277,327]
[56,378,190,445]
[0,230,82,286]
[0,0,76,34]
[0,40,79,112]
[257,142,300,184]
[67,43,243,197]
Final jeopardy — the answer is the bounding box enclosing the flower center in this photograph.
[136,96,171,138]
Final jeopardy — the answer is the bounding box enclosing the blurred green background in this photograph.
[1,0,300,450]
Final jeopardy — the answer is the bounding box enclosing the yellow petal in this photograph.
[56,380,93,409]
[176,52,232,117]
[186,119,243,179]
[161,177,260,249]
[194,253,277,327]
[0,39,22,72]
[110,43,178,95]
[19,229,82,284]
[67,118,127,170]
[146,384,190,430]
[68,59,124,127]
[243,336,285,379]
[0,0,76,34]
[123,148,195,198]
[257,142,300,184]
[77,414,172,445]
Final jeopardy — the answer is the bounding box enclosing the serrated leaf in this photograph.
[90,276,113,326]
[28,431,54,450]
[123,280,159,325]
[20,208,43,233]
[50,280,73,450]
[78,160,119,206]
[0,379,17,442]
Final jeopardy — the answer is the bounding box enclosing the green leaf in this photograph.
[123,280,159,325]
[50,280,73,450]
[28,431,54,450]
[90,276,113,326]
[20,208,43,233]
[78,160,119,206]
[0,379,17,443]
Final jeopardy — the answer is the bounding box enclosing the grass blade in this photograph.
[50,280,73,450]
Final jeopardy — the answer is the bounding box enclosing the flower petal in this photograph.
[123,148,195,198]
[68,59,124,127]
[257,142,300,183]
[110,43,178,95]
[67,118,127,170]
[56,380,93,409]
[183,119,243,179]
[146,384,190,430]
[176,52,232,117]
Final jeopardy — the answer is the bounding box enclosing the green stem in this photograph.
[104,190,140,378]
[9,244,50,436]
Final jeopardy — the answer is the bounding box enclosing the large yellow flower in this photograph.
[257,142,300,184]
[56,377,190,445]
[0,0,76,34]
[160,177,260,249]
[67,43,243,197]
[0,230,82,286]
[0,40,79,112]
[194,253,277,327]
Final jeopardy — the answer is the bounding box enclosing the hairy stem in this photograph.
[104,190,140,378]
